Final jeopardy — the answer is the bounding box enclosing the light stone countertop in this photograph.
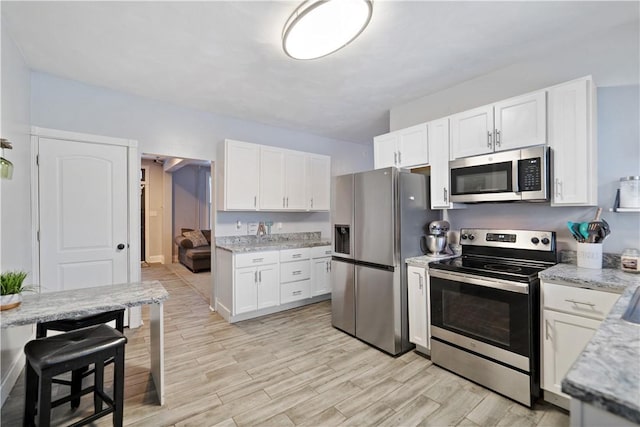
[215,232,331,254]
[1,281,168,328]
[405,253,459,268]
[540,264,640,423]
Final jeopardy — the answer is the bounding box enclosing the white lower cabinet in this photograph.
[217,246,332,323]
[541,281,619,408]
[407,265,429,351]
[311,246,332,297]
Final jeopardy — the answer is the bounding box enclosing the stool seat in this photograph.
[26,324,126,371]
[37,309,125,338]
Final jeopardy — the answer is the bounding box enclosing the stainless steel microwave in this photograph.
[449,146,550,203]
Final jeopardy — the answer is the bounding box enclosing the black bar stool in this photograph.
[23,324,127,427]
[36,310,125,409]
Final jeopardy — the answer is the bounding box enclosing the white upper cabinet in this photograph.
[451,91,547,159]
[374,123,428,169]
[218,139,260,211]
[548,77,597,206]
[219,140,330,212]
[306,155,331,211]
[494,91,546,151]
[260,146,285,210]
[451,105,494,159]
[428,118,453,209]
[373,133,398,169]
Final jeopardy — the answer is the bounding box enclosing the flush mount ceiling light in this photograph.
[282,0,373,60]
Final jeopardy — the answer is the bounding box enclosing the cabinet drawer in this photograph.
[280,260,311,283]
[281,280,311,304]
[235,251,278,268]
[280,248,310,262]
[542,282,620,320]
[310,245,332,258]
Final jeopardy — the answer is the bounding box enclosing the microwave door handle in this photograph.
[513,159,520,194]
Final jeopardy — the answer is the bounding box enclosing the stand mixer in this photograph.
[420,220,450,256]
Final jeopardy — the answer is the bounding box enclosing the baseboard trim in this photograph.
[228,294,331,323]
[148,255,165,264]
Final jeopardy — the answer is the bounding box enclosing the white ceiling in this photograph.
[2,1,638,144]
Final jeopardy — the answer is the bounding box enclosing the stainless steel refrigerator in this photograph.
[331,168,441,355]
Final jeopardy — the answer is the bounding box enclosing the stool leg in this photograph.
[70,368,84,409]
[23,361,38,427]
[115,312,124,333]
[93,360,104,414]
[113,347,125,427]
[37,372,52,427]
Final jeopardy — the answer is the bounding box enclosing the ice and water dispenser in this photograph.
[334,225,350,255]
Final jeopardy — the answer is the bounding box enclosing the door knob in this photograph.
[117,243,126,250]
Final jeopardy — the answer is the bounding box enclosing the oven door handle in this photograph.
[429,269,529,294]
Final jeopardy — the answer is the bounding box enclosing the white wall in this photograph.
[389,21,640,254]
[30,72,372,240]
[0,21,34,406]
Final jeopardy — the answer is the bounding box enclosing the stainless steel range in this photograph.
[428,228,557,407]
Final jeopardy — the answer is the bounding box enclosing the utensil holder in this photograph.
[577,242,602,269]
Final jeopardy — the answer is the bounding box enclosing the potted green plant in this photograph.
[1,270,29,310]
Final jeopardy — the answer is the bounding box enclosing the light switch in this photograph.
[247,222,258,234]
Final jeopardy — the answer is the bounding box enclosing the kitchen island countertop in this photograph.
[541,264,640,424]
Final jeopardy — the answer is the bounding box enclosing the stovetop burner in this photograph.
[430,255,549,283]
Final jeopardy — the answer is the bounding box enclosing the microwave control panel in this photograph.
[518,157,542,191]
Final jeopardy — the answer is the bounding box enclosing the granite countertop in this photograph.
[405,253,459,268]
[1,281,168,328]
[540,264,640,423]
[215,232,331,254]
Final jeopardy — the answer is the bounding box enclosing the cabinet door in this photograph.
[398,123,428,167]
[450,105,494,159]
[306,155,331,211]
[494,91,546,152]
[235,267,257,314]
[312,257,331,296]
[428,118,452,209]
[548,78,597,206]
[257,265,279,309]
[260,147,285,210]
[373,133,398,169]
[284,151,307,210]
[542,309,601,397]
[407,266,428,348]
[226,141,260,210]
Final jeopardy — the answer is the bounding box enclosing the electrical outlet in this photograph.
[236,220,242,230]
[247,222,258,234]
[277,222,283,230]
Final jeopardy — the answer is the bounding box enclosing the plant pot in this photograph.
[0,293,22,310]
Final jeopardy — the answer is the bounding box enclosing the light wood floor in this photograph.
[1,264,569,426]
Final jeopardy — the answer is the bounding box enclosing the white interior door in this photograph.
[39,137,129,292]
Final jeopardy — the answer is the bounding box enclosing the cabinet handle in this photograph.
[398,151,402,165]
[292,270,302,275]
[495,130,501,147]
[254,196,257,208]
[283,197,286,208]
[254,271,258,283]
[565,299,596,308]
[394,152,398,165]
[292,254,302,259]
[252,258,263,263]
[286,197,289,208]
[293,290,302,296]
[487,131,493,148]
[545,319,551,340]
[555,178,561,198]
[310,197,313,209]
[259,271,262,282]
[326,261,329,273]
[443,188,448,203]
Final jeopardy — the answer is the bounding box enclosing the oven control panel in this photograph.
[459,229,555,251]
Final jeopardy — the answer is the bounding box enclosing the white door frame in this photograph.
[141,165,150,264]
[30,127,142,327]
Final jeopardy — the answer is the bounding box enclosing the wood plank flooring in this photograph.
[1,264,569,426]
